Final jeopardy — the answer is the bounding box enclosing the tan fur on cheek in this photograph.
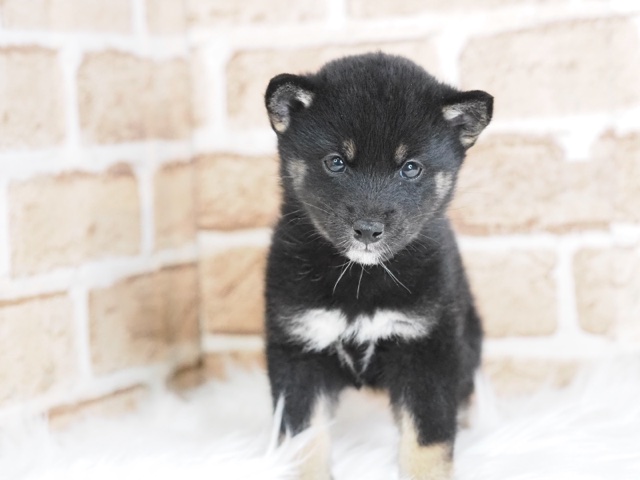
[434,172,453,201]
[399,410,453,480]
[287,159,307,192]
[297,397,333,480]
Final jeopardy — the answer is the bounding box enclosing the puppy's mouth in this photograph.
[345,242,385,265]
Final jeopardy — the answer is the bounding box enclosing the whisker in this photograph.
[333,260,352,295]
[356,265,365,300]
[380,262,412,294]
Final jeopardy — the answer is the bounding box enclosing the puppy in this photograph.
[264,53,492,480]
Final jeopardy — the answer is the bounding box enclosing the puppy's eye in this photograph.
[324,156,346,173]
[400,161,422,179]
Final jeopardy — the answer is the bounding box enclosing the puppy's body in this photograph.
[264,53,492,479]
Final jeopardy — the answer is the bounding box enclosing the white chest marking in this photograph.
[288,308,430,351]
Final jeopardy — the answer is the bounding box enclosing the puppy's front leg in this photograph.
[398,409,454,480]
[387,346,459,480]
[267,343,346,480]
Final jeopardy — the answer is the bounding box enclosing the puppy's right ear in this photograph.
[265,74,315,133]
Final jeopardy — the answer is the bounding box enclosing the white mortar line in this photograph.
[192,127,277,155]
[483,334,640,360]
[0,179,10,277]
[458,233,560,250]
[433,27,468,86]
[59,45,82,162]
[327,0,347,28]
[202,334,265,353]
[69,287,93,379]
[0,141,193,180]
[130,0,148,38]
[0,32,189,58]
[187,2,640,49]
[0,243,198,301]
[197,40,233,145]
[198,228,273,252]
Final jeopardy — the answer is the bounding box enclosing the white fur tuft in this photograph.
[2,360,640,479]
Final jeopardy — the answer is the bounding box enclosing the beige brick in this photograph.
[89,264,200,374]
[460,18,640,117]
[1,0,131,32]
[348,0,557,17]
[484,356,581,396]
[227,40,440,129]
[185,0,325,28]
[49,385,148,429]
[574,248,640,341]
[10,165,140,275]
[204,350,266,380]
[463,249,557,337]
[78,51,192,143]
[146,0,187,34]
[590,131,640,223]
[0,294,76,407]
[200,247,268,334]
[0,47,65,149]
[450,135,613,234]
[196,154,280,230]
[154,162,196,250]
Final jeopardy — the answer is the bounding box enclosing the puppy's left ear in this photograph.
[442,90,493,148]
[265,73,315,133]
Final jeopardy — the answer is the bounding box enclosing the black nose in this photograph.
[353,220,384,245]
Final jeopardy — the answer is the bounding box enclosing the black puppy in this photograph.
[264,53,492,480]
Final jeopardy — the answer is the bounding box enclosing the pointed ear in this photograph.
[265,73,315,133]
[442,90,493,148]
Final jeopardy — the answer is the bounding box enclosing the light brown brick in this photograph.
[78,51,192,143]
[590,131,640,223]
[185,0,325,28]
[0,294,76,407]
[348,0,557,17]
[204,350,266,380]
[460,18,640,117]
[463,249,557,337]
[200,247,268,334]
[10,165,140,275]
[227,40,440,129]
[0,0,131,32]
[450,135,613,234]
[196,154,280,230]
[146,0,187,34]
[89,264,200,374]
[0,47,65,149]
[574,248,640,341]
[154,162,196,250]
[49,385,148,429]
[484,356,581,396]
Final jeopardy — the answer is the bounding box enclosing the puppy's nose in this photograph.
[353,220,384,245]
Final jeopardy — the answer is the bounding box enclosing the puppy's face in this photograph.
[266,54,492,265]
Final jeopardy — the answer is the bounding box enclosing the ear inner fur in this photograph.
[265,75,315,133]
[442,91,493,148]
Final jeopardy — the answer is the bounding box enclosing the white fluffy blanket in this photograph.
[2,359,639,480]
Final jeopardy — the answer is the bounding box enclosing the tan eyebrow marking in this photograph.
[394,144,408,164]
[343,139,356,161]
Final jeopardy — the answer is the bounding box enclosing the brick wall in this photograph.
[1,0,639,422]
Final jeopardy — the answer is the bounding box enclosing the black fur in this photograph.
[264,53,491,474]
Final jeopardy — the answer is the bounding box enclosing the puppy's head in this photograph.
[265,53,492,265]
